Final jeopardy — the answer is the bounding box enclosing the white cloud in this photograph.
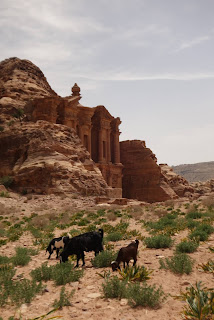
[175,35,211,52]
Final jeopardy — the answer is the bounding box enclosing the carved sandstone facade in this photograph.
[25,84,123,193]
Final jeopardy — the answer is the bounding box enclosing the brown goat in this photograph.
[111,240,139,271]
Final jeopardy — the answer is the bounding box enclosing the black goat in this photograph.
[60,229,104,267]
[46,236,70,259]
[111,240,139,271]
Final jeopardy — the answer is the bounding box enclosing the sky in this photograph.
[1,0,214,166]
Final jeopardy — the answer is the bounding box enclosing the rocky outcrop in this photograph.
[159,164,194,197]
[0,57,57,124]
[172,161,214,183]
[120,140,178,203]
[0,58,108,196]
[0,121,108,195]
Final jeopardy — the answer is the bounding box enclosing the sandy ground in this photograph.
[0,193,213,320]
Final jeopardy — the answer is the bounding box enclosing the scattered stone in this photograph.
[82,298,90,303]
[182,281,191,286]
[86,285,95,290]
[87,293,101,299]
[120,299,128,306]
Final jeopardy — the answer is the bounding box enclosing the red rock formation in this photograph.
[0,121,108,195]
[120,140,178,203]
[159,164,194,197]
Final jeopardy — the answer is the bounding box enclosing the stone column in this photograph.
[98,129,103,162]
[107,129,111,163]
[114,131,120,164]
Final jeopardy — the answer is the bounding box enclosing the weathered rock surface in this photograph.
[0,120,108,195]
[160,164,194,197]
[0,57,57,124]
[0,57,108,195]
[120,140,178,203]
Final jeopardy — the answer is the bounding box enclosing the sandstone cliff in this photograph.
[0,58,108,195]
[120,141,195,203]
[120,140,178,202]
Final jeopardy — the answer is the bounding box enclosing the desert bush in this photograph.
[105,232,123,242]
[102,276,127,299]
[0,176,13,188]
[106,211,117,221]
[144,235,173,249]
[198,260,214,274]
[31,261,83,285]
[11,247,31,266]
[91,250,116,268]
[10,279,43,306]
[51,262,83,285]
[189,230,209,242]
[185,211,202,219]
[0,191,10,198]
[53,286,74,308]
[145,214,185,235]
[202,195,214,209]
[176,240,199,253]
[160,253,194,274]
[176,281,214,320]
[118,265,152,282]
[31,262,53,282]
[196,223,214,235]
[186,219,200,230]
[127,282,166,308]
[0,125,4,132]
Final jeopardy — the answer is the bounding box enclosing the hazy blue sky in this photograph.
[1,0,214,165]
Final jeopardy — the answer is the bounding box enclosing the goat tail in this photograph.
[98,228,104,239]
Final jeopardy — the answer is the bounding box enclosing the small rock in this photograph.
[182,281,191,286]
[82,307,88,311]
[120,299,128,306]
[20,304,28,313]
[157,255,165,259]
[87,285,95,289]
[83,298,90,303]
[87,292,101,299]
[95,303,102,309]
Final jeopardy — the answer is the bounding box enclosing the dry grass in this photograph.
[106,212,117,221]
[31,215,50,229]
[201,195,214,209]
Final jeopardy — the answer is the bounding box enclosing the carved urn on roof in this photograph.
[71,83,81,97]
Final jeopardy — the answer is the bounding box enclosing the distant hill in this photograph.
[172,161,214,182]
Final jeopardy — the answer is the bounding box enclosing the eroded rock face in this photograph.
[0,121,108,195]
[159,164,194,197]
[0,57,57,124]
[120,140,178,203]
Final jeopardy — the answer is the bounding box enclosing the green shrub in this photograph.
[91,250,116,268]
[186,219,200,230]
[176,240,199,253]
[189,230,209,242]
[0,176,13,188]
[105,232,123,242]
[127,282,166,308]
[160,253,194,274]
[118,265,152,282]
[10,279,43,306]
[144,235,173,249]
[51,262,83,286]
[53,286,74,308]
[102,277,166,309]
[0,191,10,198]
[102,276,127,299]
[0,126,4,132]
[31,262,53,282]
[186,212,202,219]
[31,262,83,285]
[11,247,31,266]
[196,224,214,235]
[177,281,214,320]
